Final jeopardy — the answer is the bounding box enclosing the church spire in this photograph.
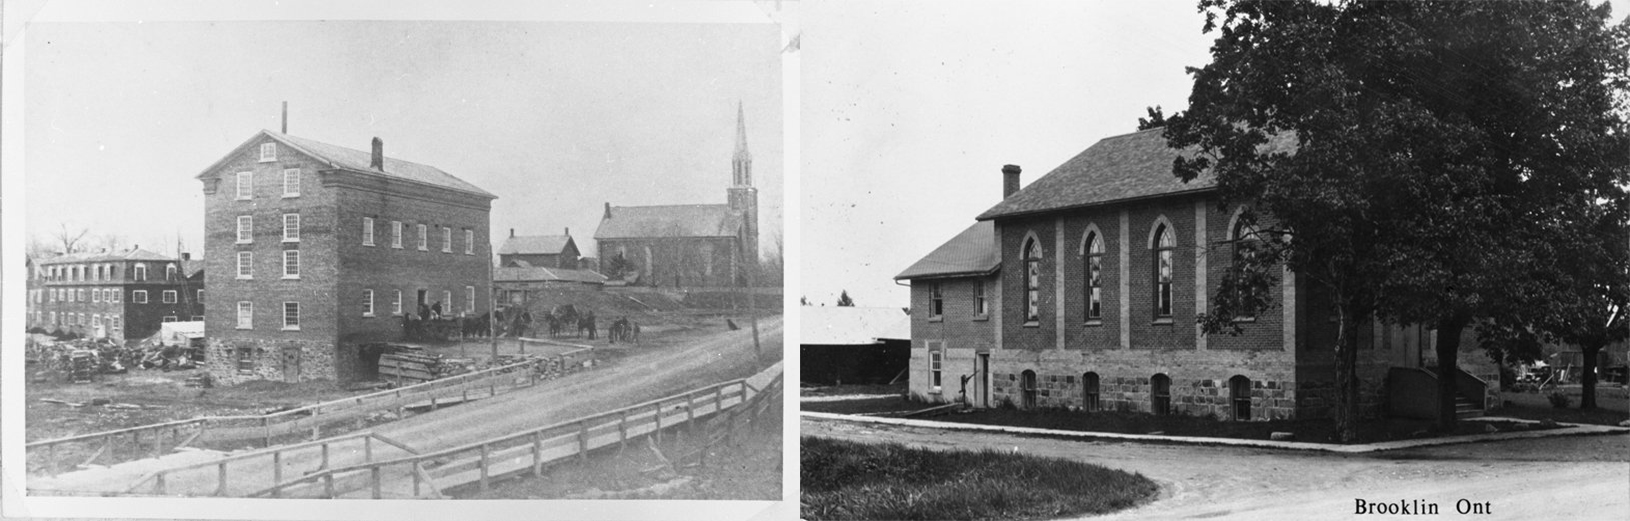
[732,100,752,186]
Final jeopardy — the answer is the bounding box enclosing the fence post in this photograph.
[618,410,628,450]
[263,416,272,447]
[152,427,162,457]
[273,451,283,498]
[325,473,335,498]
[216,461,228,496]
[413,461,422,497]
[654,401,664,444]
[479,443,490,493]
[577,421,589,463]
[155,471,166,495]
[716,385,725,415]
[321,442,330,470]
[686,390,697,435]
[365,435,373,462]
[47,442,57,475]
[371,466,382,499]
[532,431,544,477]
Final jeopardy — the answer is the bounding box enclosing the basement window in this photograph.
[237,348,256,374]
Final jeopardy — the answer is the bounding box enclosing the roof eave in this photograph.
[894,265,1000,281]
[975,186,1216,222]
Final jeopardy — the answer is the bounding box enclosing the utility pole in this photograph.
[490,239,499,364]
[741,243,760,364]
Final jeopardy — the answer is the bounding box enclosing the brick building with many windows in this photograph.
[25,249,204,344]
[197,130,495,385]
[898,129,1499,421]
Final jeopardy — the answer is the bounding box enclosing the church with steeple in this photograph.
[594,104,761,288]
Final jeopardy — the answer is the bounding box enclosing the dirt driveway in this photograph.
[802,416,1629,520]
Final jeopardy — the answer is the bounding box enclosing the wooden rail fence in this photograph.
[28,347,596,475]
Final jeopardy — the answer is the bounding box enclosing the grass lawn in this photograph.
[801,396,927,415]
[1494,404,1629,426]
[800,382,906,397]
[801,437,1157,521]
[806,399,1572,444]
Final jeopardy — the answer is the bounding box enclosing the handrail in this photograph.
[122,430,381,493]
[254,376,760,497]
[29,356,550,449]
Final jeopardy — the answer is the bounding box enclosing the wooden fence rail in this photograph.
[249,364,782,499]
[29,347,596,475]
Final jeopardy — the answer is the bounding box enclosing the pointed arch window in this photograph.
[1152,224,1174,318]
[1024,237,1042,324]
[1231,217,1262,321]
[1084,232,1104,321]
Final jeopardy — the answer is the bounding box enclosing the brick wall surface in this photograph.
[907,275,998,399]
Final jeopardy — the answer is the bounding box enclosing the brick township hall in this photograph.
[896,128,1500,421]
[195,129,495,385]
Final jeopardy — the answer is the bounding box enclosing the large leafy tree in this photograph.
[1166,0,1630,439]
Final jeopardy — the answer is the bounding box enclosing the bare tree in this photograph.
[53,223,90,254]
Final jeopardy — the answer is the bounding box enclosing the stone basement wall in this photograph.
[984,347,1301,420]
[204,337,341,386]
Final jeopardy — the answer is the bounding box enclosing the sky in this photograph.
[21,17,783,262]
[801,0,1630,310]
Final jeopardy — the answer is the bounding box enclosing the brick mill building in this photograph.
[897,129,1498,421]
[196,130,495,385]
[594,105,759,289]
[26,249,204,343]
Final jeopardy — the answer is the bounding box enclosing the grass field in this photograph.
[801,436,1157,521]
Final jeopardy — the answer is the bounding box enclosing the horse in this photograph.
[551,305,580,337]
[609,316,640,345]
[577,310,597,340]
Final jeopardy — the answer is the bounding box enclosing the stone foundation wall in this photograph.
[205,337,339,386]
[980,347,1301,420]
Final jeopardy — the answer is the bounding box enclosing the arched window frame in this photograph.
[1149,218,1176,319]
[1079,224,1105,322]
[1229,375,1253,421]
[1022,233,1043,324]
[1151,373,1172,415]
[1227,209,1263,322]
[1082,372,1101,412]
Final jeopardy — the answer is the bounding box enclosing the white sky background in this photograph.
[22,18,783,262]
[801,0,1630,310]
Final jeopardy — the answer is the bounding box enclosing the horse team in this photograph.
[402,303,639,345]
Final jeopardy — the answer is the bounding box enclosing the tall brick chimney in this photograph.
[510,228,515,238]
[1002,164,1022,198]
[564,227,570,236]
[370,137,384,170]
[604,202,612,219]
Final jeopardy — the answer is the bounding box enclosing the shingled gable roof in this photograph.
[895,220,999,280]
[594,204,742,240]
[38,248,178,265]
[499,235,574,256]
[194,130,496,198]
[976,128,1296,220]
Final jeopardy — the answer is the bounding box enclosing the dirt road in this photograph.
[803,416,1630,520]
[32,317,781,496]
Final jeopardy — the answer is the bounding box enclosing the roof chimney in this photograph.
[1002,164,1022,198]
[604,202,612,219]
[370,137,384,170]
[181,252,191,261]
[281,101,288,134]
[510,228,515,238]
[564,227,569,236]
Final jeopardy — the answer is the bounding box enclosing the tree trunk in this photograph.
[1333,307,1360,443]
[1580,343,1601,410]
[1433,315,1471,432]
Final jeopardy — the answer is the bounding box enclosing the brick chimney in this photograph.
[604,202,612,219]
[370,137,384,170]
[509,228,515,238]
[1002,164,1022,198]
[564,227,570,236]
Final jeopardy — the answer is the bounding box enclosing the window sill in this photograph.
[1084,319,1103,327]
[236,326,252,330]
[1023,321,1040,328]
[363,313,376,318]
[281,275,300,280]
[929,388,942,395]
[1231,317,1258,324]
[1152,318,1174,326]
[236,241,253,245]
[282,326,301,331]
[928,316,943,323]
[283,239,300,243]
[259,157,276,163]
[282,193,299,198]
[364,242,375,247]
[972,314,990,322]
[393,245,403,249]
[236,276,253,281]
[236,197,253,201]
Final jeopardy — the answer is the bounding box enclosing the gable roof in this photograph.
[801,306,912,345]
[594,204,742,240]
[895,221,999,280]
[977,128,1296,220]
[195,130,495,198]
[494,266,608,284]
[499,235,574,256]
